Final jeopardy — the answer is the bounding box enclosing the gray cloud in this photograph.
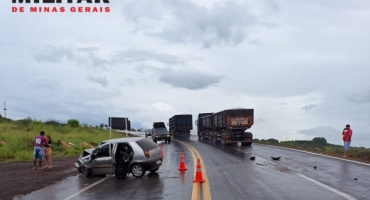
[28,78,60,90]
[119,0,278,48]
[159,71,223,90]
[302,104,316,111]
[119,78,134,86]
[86,74,108,87]
[348,90,370,103]
[33,45,74,63]
[298,126,342,144]
[299,126,338,137]
[33,45,111,68]
[111,49,185,65]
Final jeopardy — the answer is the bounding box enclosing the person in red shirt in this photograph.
[342,124,353,158]
[33,131,47,170]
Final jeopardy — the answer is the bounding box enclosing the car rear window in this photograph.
[136,138,158,151]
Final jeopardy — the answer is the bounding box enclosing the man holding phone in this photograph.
[342,124,353,158]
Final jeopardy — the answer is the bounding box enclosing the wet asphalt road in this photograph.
[20,135,370,200]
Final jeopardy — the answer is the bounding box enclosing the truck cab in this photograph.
[152,122,171,143]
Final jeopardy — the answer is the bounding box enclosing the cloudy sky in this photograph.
[1,0,370,147]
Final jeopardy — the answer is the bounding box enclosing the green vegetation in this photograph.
[67,119,80,128]
[254,137,370,162]
[0,116,127,163]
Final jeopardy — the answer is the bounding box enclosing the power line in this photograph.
[0,41,367,99]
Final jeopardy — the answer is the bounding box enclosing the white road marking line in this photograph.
[268,161,277,166]
[63,177,108,200]
[297,173,357,200]
[233,148,248,154]
[255,144,370,167]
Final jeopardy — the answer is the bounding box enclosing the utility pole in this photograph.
[3,100,7,118]
[125,118,128,137]
[109,117,112,157]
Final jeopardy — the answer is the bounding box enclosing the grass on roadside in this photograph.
[254,138,370,163]
[0,120,126,162]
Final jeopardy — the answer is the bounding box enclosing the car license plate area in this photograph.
[156,160,161,164]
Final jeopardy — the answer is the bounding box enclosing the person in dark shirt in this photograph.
[43,135,53,169]
[115,145,133,179]
[33,131,47,170]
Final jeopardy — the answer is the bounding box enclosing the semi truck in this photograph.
[196,109,254,146]
[169,114,193,139]
[195,113,213,140]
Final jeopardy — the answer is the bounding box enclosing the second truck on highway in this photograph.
[196,108,254,146]
[169,114,193,139]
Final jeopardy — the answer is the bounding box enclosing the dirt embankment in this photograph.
[0,156,78,200]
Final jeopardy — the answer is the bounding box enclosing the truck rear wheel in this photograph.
[241,142,252,146]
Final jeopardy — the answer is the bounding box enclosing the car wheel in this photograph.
[131,163,145,178]
[150,167,159,173]
[168,139,171,144]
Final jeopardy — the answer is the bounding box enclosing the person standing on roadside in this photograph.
[42,135,53,170]
[33,131,47,170]
[342,124,353,158]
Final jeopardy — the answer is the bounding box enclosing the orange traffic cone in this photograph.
[178,154,187,171]
[193,158,205,182]
[160,144,164,157]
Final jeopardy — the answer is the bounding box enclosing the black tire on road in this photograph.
[131,163,145,178]
[168,139,171,144]
[241,142,252,146]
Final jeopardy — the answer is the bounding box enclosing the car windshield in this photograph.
[154,128,168,134]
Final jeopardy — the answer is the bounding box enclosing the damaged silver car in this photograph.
[75,137,163,178]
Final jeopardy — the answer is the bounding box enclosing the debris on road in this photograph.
[257,163,266,166]
[354,178,358,180]
[271,156,281,160]
[81,142,95,148]
[250,156,256,160]
[314,166,317,169]
[68,142,77,146]
[57,140,71,148]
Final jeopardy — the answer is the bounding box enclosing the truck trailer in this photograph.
[195,113,213,140]
[196,109,254,146]
[169,114,193,139]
